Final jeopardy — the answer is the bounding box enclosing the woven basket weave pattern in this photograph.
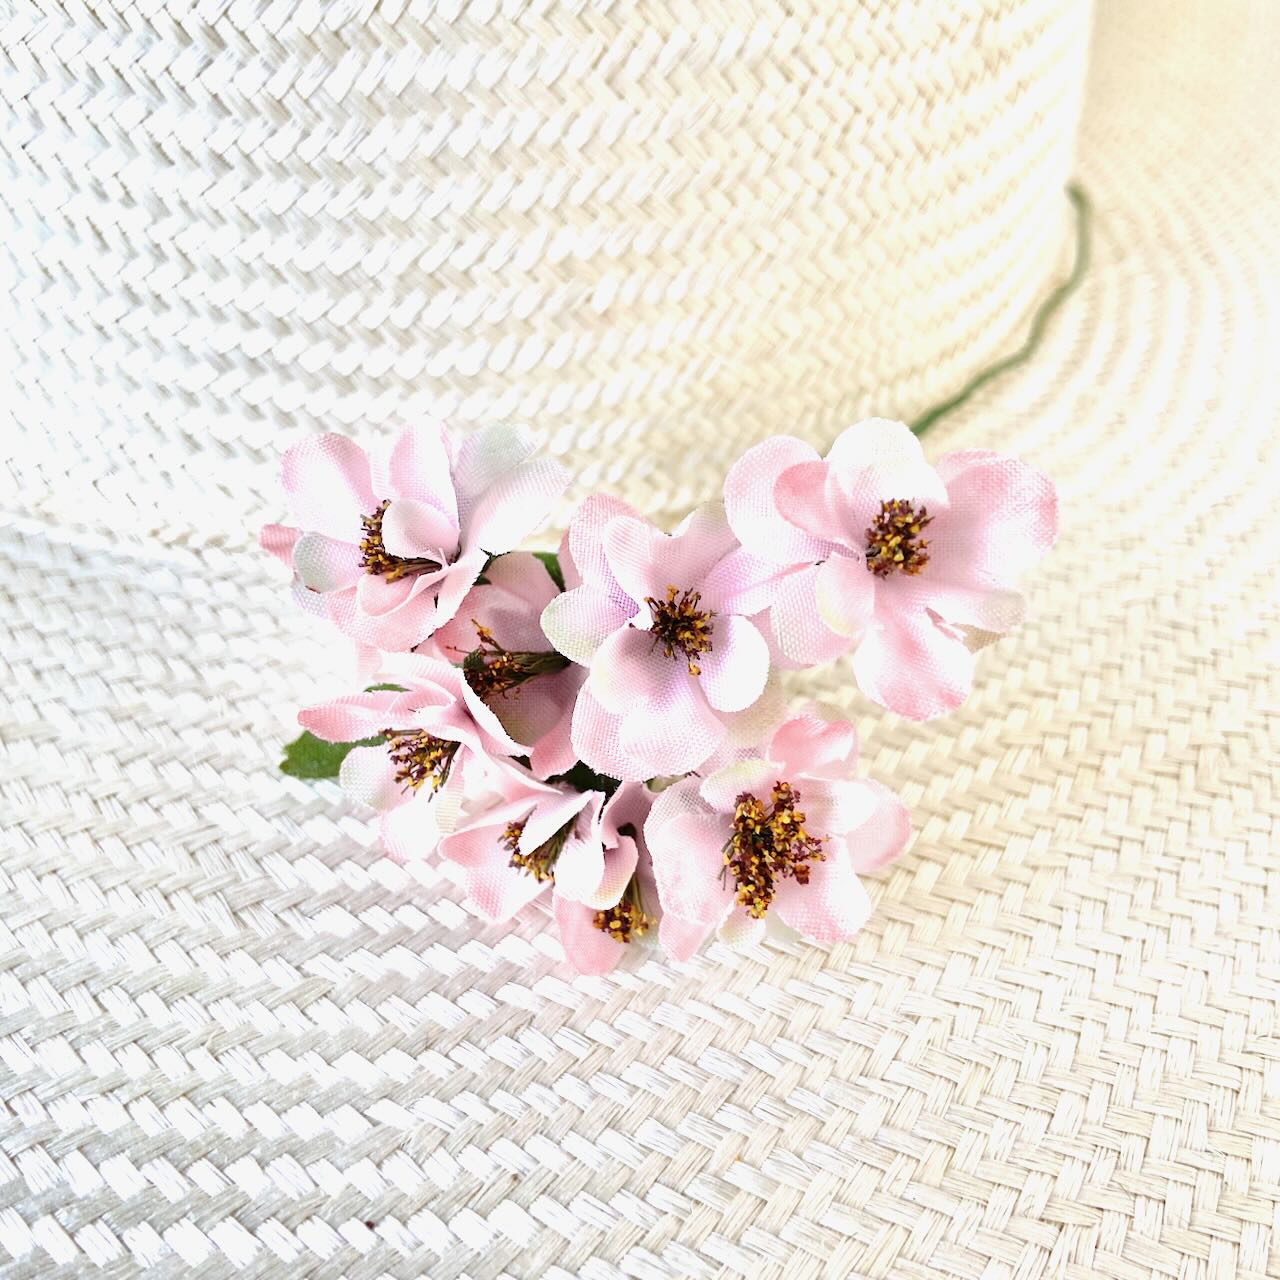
[3,0,1088,545]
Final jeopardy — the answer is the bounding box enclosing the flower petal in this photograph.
[814,553,877,639]
[541,587,634,666]
[825,418,950,535]
[773,460,850,548]
[485,550,562,612]
[298,691,400,743]
[618,677,725,777]
[772,849,873,943]
[464,457,570,555]
[566,493,641,590]
[553,896,626,976]
[718,907,766,948]
[570,686,656,783]
[453,423,537,511]
[383,420,458,523]
[646,780,734,926]
[845,780,912,874]
[767,712,858,780]
[851,608,976,721]
[723,435,831,563]
[281,433,375,542]
[441,822,547,922]
[803,780,878,839]
[699,759,776,813]
[658,912,712,963]
[338,744,402,812]
[699,548,789,617]
[293,532,364,594]
[698,615,770,713]
[260,523,300,568]
[380,498,460,562]
[589,626,675,713]
[601,515,664,607]
[766,566,854,666]
[655,502,739,588]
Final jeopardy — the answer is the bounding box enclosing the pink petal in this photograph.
[527,673,584,779]
[380,498,460,562]
[718,907,766,947]
[766,566,854,666]
[338,745,402,812]
[355,571,419,617]
[601,782,655,848]
[774,461,847,547]
[803,780,877,839]
[772,851,872,943]
[293,532,364,594]
[601,516,664,606]
[541,586,634,665]
[298,691,400,743]
[553,896,626,976]
[464,456,570,555]
[646,782,734,925]
[923,452,1058,592]
[555,825,637,908]
[485,550,562,612]
[658,912,712,963]
[570,686,656,783]
[767,712,857,780]
[851,608,976,721]
[699,759,776,813]
[825,418,950,536]
[441,823,547,922]
[723,435,831,564]
[654,503,739,589]
[482,667,578,751]
[589,626,677,713]
[383,420,458,523]
[618,680,726,777]
[281,433,375,542]
[814,553,877,639]
[453,424,537,512]
[566,493,640,590]
[698,615,769,713]
[845,780,912,874]
[518,787,592,857]
[699,548,790,617]
[427,549,491,634]
[260,523,299,568]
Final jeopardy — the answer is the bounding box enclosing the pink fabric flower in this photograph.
[297,653,524,861]
[646,709,911,958]
[262,422,568,651]
[550,781,659,976]
[541,496,778,780]
[724,418,1058,720]
[434,551,584,780]
[442,768,650,952]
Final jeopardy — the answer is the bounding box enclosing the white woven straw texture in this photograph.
[3,2,1280,1279]
[0,0,1089,546]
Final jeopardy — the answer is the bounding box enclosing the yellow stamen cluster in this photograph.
[723,781,825,918]
[502,817,575,883]
[384,729,458,793]
[360,499,442,581]
[644,585,715,676]
[592,877,653,944]
[461,623,570,701]
[865,499,933,577]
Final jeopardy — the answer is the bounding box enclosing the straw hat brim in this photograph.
[2,6,1277,1278]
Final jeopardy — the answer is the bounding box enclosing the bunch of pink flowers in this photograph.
[264,419,1056,973]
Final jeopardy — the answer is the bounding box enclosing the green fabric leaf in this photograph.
[279,731,385,779]
[533,550,566,592]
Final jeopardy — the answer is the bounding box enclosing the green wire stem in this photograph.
[909,184,1091,437]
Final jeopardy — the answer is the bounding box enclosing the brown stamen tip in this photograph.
[722,781,825,918]
[592,876,653,944]
[503,816,576,883]
[865,499,933,577]
[462,621,571,701]
[644,584,715,676]
[360,499,442,581]
[383,729,458,793]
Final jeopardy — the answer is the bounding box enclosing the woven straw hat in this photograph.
[2,3,1278,1278]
